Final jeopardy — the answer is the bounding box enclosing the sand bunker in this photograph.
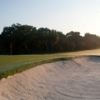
[0,56,100,100]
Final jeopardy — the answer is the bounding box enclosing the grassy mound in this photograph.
[0,49,100,79]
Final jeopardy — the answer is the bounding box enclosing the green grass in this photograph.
[0,48,100,79]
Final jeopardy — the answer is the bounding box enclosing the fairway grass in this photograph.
[0,48,100,79]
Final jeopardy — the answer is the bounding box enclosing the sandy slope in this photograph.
[0,56,100,100]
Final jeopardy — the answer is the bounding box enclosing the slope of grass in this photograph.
[0,49,100,79]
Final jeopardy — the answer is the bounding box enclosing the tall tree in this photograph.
[66,31,83,51]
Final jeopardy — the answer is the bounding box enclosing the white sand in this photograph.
[0,56,100,100]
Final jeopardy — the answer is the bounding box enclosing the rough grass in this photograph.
[0,48,100,79]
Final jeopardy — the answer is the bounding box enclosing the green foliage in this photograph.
[0,24,100,54]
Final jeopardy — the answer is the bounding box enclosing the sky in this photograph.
[0,0,100,36]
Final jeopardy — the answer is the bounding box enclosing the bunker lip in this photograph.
[0,56,100,100]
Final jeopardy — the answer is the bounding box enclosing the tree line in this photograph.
[0,23,100,54]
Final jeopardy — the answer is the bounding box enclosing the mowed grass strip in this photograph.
[0,54,71,79]
[0,49,100,79]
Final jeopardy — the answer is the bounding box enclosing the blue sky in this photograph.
[0,0,100,35]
